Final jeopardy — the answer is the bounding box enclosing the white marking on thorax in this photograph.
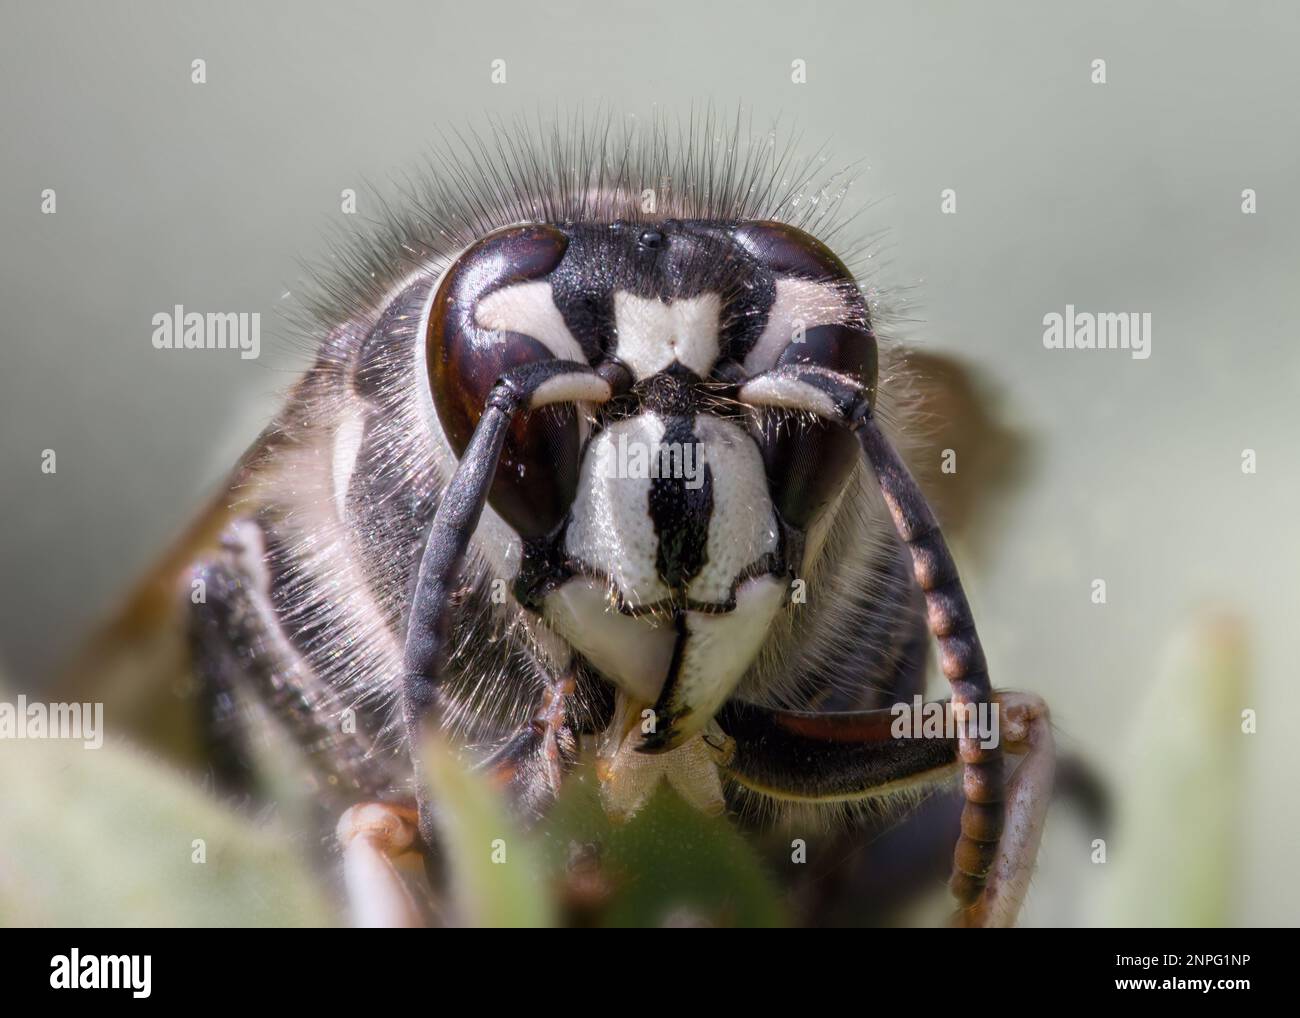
[612,292,721,378]
[331,408,365,521]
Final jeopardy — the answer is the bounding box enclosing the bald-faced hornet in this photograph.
[78,117,1055,927]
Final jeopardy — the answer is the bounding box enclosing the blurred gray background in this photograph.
[1,0,1297,924]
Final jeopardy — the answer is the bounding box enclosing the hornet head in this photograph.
[427,218,877,750]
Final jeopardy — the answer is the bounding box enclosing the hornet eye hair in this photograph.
[83,110,1056,928]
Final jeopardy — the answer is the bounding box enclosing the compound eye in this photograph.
[427,224,579,538]
[734,222,878,530]
[733,220,858,282]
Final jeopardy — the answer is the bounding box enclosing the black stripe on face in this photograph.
[546,221,780,369]
[648,413,713,590]
[639,369,713,592]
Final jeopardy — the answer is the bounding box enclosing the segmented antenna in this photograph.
[855,413,1005,912]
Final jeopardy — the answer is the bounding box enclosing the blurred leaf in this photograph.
[422,735,554,927]
[1098,615,1248,925]
[540,772,787,927]
[0,737,335,927]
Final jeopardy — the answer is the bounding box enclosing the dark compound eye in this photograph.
[760,322,879,530]
[426,224,580,538]
[755,407,859,531]
[734,222,878,532]
[734,220,857,280]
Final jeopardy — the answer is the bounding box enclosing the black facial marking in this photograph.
[547,221,780,368]
[627,369,713,592]
[648,413,713,591]
[638,611,692,753]
[512,532,575,613]
[635,363,699,414]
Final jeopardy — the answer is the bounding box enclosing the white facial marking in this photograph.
[543,579,676,704]
[565,415,673,608]
[670,575,788,732]
[612,292,721,378]
[738,374,840,420]
[687,416,779,604]
[475,281,585,362]
[551,408,786,708]
[528,372,610,408]
[743,277,854,375]
[566,413,779,609]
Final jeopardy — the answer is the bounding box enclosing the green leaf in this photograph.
[0,737,335,927]
[1098,615,1248,926]
[539,771,787,927]
[421,735,555,927]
